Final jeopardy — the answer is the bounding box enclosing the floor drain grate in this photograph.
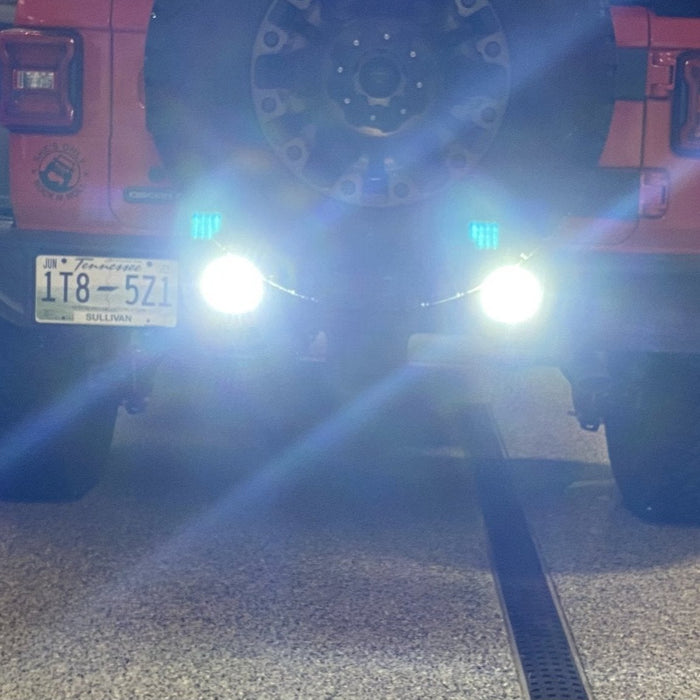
[462,404,592,700]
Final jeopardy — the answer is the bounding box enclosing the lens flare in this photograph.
[479,265,544,324]
[199,255,265,315]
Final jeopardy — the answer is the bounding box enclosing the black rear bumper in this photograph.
[553,251,700,356]
[4,225,700,361]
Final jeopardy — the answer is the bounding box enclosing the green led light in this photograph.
[190,212,222,240]
[468,221,500,251]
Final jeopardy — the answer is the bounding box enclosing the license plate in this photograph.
[35,255,178,327]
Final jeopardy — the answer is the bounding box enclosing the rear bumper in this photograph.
[4,226,700,361]
[0,225,527,348]
[553,251,700,356]
[0,226,316,362]
[407,250,700,365]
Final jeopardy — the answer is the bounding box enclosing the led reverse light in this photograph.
[479,265,544,324]
[469,221,500,251]
[199,255,265,315]
[190,212,222,240]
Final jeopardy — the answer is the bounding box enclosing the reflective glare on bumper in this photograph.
[199,254,265,315]
[478,265,544,324]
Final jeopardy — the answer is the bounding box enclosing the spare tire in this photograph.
[144,0,622,247]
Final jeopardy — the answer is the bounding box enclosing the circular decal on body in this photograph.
[33,143,86,201]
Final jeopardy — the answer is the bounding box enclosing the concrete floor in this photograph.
[0,361,698,700]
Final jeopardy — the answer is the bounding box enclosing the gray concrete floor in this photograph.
[492,366,700,700]
[0,360,698,699]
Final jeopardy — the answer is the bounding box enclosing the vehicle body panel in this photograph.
[564,7,700,254]
[6,23,116,232]
[14,0,111,31]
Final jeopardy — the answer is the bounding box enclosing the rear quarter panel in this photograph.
[7,0,171,235]
[562,9,700,254]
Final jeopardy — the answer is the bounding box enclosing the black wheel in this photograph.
[0,322,122,501]
[605,354,700,523]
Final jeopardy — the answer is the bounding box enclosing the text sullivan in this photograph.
[85,312,134,323]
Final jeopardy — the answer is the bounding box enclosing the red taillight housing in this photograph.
[0,29,82,132]
[673,51,700,157]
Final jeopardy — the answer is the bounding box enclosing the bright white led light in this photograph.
[199,254,265,314]
[479,265,544,324]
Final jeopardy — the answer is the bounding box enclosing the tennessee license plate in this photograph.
[35,255,178,327]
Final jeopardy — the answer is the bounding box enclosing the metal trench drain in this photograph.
[461,404,593,700]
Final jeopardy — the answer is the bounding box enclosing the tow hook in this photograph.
[569,375,611,432]
[562,353,610,432]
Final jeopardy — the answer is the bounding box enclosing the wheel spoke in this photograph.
[258,109,314,146]
[302,126,361,188]
[266,0,322,43]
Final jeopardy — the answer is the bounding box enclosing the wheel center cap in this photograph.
[358,55,402,98]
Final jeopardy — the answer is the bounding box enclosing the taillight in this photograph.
[673,51,700,157]
[0,29,82,132]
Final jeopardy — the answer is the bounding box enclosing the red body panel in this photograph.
[111,3,151,32]
[610,6,649,47]
[15,1,111,30]
[563,7,700,254]
[599,101,644,168]
[9,0,169,236]
[8,23,117,232]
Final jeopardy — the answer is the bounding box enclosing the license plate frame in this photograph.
[35,255,178,327]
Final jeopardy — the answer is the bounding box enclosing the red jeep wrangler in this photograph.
[0,0,699,521]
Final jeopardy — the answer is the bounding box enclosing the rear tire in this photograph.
[605,354,700,523]
[0,322,121,501]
